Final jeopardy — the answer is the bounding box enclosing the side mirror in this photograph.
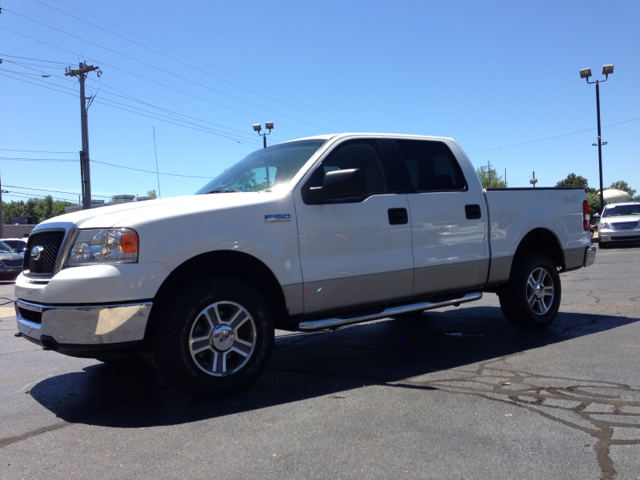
[310,169,364,201]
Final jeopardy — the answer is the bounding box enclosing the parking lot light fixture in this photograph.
[581,64,614,213]
[253,122,274,148]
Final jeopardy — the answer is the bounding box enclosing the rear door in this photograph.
[388,138,489,296]
[293,138,414,315]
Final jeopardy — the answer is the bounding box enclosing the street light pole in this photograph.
[580,64,613,213]
[595,81,604,214]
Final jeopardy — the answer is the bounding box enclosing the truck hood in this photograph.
[602,215,640,224]
[35,192,285,231]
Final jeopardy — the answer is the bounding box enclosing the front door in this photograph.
[294,139,414,315]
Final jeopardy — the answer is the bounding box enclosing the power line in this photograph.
[0,70,79,98]
[0,71,261,146]
[3,9,336,133]
[468,117,640,154]
[90,159,214,179]
[0,148,77,154]
[507,175,532,187]
[0,156,76,162]
[1,59,69,77]
[4,184,111,198]
[0,28,316,135]
[85,78,270,142]
[32,0,362,131]
[2,58,265,143]
[93,92,262,144]
[0,53,70,64]
[41,0,370,131]
[92,97,259,146]
[2,59,66,70]
[3,190,77,203]
[0,153,212,179]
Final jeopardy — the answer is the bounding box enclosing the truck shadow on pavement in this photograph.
[25,305,640,479]
[22,306,640,480]
[28,306,639,427]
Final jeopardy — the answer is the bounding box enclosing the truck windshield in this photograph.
[602,204,640,217]
[196,139,327,194]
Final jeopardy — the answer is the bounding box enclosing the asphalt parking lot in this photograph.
[1,244,639,480]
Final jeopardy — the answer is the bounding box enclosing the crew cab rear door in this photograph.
[387,138,489,296]
[293,138,413,315]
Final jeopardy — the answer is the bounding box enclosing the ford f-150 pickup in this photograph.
[15,133,596,396]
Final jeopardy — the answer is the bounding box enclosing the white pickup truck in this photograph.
[15,133,596,396]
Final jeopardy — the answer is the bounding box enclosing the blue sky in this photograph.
[1,0,639,203]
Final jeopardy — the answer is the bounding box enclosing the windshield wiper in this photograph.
[206,187,240,194]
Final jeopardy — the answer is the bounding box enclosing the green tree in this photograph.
[556,173,602,212]
[234,170,259,191]
[2,201,26,223]
[476,166,506,188]
[586,191,601,215]
[608,181,636,199]
[52,200,75,217]
[2,198,76,224]
[556,173,591,191]
[38,195,54,221]
[23,199,41,223]
[147,189,158,199]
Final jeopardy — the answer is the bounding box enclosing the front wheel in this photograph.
[498,252,561,330]
[153,277,274,397]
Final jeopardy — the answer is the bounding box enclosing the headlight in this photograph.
[65,228,138,267]
[599,222,612,230]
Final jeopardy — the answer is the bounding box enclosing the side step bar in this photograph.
[298,292,482,332]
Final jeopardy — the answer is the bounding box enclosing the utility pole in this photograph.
[487,161,491,187]
[65,62,100,209]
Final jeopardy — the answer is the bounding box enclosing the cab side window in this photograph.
[305,140,391,200]
[396,140,466,192]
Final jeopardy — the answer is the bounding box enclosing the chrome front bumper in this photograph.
[15,299,152,347]
[584,245,596,267]
[599,230,640,243]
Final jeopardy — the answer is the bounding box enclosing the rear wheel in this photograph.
[499,252,561,330]
[153,277,274,397]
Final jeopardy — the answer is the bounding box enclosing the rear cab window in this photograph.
[395,140,467,192]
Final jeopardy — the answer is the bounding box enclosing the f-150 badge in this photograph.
[264,214,291,222]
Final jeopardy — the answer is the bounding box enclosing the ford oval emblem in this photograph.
[31,246,44,261]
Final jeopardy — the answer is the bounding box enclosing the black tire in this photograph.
[153,276,274,398]
[599,241,608,249]
[498,252,561,330]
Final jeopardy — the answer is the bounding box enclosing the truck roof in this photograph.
[285,133,455,143]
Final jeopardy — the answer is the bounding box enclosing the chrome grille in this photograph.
[2,259,24,268]
[25,231,65,275]
[612,222,639,231]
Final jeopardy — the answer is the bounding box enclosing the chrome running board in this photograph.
[298,292,482,331]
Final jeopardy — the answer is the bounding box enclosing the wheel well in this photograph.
[514,228,565,270]
[143,251,288,351]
